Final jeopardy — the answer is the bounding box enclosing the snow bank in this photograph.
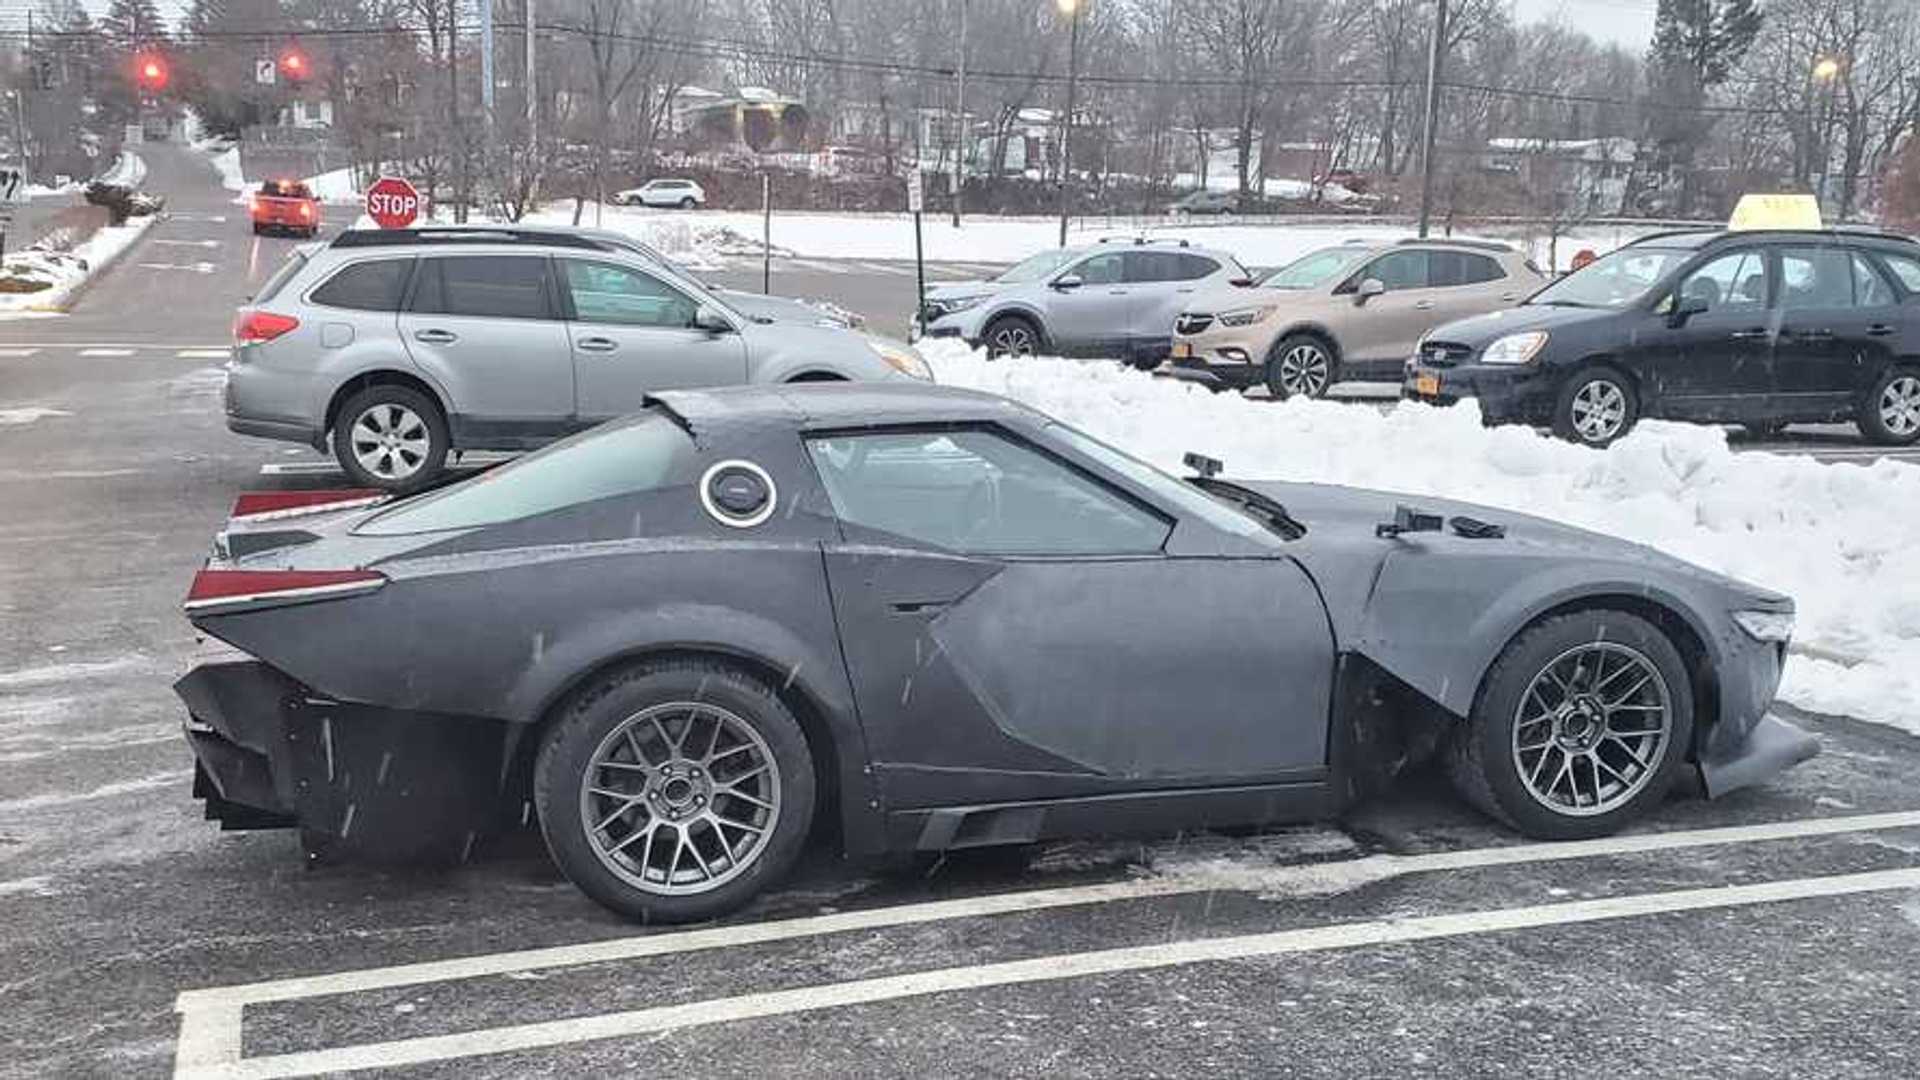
[922,343,1920,734]
[209,146,245,193]
[0,216,157,313]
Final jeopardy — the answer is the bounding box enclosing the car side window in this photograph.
[1362,250,1429,290]
[1677,250,1767,311]
[805,427,1171,557]
[561,259,699,328]
[1463,253,1505,284]
[1779,247,1857,310]
[1878,252,1920,294]
[1851,252,1898,308]
[410,256,554,320]
[310,258,412,312]
[1073,252,1126,286]
[1175,253,1220,281]
[1123,251,1171,283]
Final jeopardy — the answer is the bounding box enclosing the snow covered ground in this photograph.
[0,215,158,314]
[922,342,1920,735]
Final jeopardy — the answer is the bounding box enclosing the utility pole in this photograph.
[449,0,466,222]
[525,0,538,195]
[951,0,967,228]
[481,0,495,117]
[1416,0,1448,239]
[1056,0,1081,248]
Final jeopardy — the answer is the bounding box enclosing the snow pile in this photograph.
[0,217,158,313]
[922,342,1920,734]
[209,146,246,193]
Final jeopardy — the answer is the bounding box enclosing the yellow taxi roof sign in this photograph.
[1728,193,1823,232]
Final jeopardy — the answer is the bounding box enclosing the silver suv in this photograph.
[916,238,1250,367]
[226,228,930,490]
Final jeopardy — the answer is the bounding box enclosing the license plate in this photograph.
[1171,342,1192,359]
[1415,373,1440,397]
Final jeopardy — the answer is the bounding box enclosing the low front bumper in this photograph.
[1402,362,1559,425]
[1697,712,1821,798]
[1155,351,1262,391]
[176,660,521,860]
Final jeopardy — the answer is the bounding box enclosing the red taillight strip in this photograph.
[183,569,386,614]
[231,489,386,520]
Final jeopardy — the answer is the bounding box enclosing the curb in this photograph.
[22,212,160,314]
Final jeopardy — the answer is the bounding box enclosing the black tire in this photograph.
[330,384,450,492]
[982,315,1043,358]
[534,658,816,923]
[679,196,698,210]
[1740,420,1787,440]
[1264,333,1337,399]
[1446,610,1695,840]
[1857,366,1920,446]
[1551,365,1638,446]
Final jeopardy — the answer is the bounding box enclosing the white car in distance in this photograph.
[614,179,708,209]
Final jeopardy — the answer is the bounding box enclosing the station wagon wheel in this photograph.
[1859,369,1920,446]
[1446,609,1693,840]
[535,658,816,923]
[983,315,1041,358]
[330,384,449,492]
[1552,367,1638,446]
[1265,334,1335,399]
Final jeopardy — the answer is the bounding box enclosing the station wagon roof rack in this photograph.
[330,228,617,251]
[1095,236,1192,247]
[1627,225,1918,248]
[1395,237,1514,253]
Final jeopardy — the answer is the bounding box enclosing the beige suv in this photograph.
[1161,239,1545,397]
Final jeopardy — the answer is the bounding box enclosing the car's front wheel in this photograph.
[1265,334,1336,399]
[983,315,1042,358]
[1858,367,1920,446]
[1552,366,1638,445]
[1447,610,1694,840]
[332,385,448,491]
[535,658,816,923]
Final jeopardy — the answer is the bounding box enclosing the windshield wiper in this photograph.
[1533,299,1591,308]
[1189,477,1306,540]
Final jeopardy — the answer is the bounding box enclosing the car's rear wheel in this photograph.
[1265,334,1336,399]
[1447,610,1694,840]
[679,196,698,210]
[1552,366,1638,446]
[983,315,1042,358]
[534,659,816,923]
[331,385,449,492]
[1858,367,1920,446]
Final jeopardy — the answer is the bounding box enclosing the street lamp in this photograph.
[1813,55,1842,215]
[1056,0,1082,247]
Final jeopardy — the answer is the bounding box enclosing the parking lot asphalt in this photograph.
[2,143,1919,1079]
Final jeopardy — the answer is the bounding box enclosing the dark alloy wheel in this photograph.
[983,315,1042,358]
[1858,367,1920,446]
[535,658,816,923]
[1552,366,1638,446]
[331,384,449,492]
[1264,334,1336,399]
[679,196,698,210]
[1447,610,1694,840]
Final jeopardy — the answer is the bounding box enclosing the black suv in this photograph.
[1405,228,1920,446]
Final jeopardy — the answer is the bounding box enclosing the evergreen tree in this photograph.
[1644,0,1763,214]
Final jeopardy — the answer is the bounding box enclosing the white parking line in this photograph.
[176,349,231,359]
[0,348,40,357]
[181,865,1920,1079]
[77,348,135,357]
[172,809,1920,1077]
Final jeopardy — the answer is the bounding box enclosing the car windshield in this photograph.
[1044,421,1275,543]
[1263,246,1372,290]
[995,248,1081,284]
[1528,246,1692,308]
[355,410,695,534]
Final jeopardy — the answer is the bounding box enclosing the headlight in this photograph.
[1480,331,1548,365]
[1733,609,1794,644]
[930,295,987,316]
[1216,305,1274,328]
[868,339,934,381]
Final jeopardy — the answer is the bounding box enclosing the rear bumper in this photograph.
[176,660,521,859]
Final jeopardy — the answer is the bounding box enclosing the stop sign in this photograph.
[365,176,421,230]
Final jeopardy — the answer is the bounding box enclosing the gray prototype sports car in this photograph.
[177,383,1818,921]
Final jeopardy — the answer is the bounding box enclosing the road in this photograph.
[2,142,1920,1079]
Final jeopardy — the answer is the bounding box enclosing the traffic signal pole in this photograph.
[1416,0,1448,239]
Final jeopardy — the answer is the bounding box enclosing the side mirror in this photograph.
[1052,273,1084,291]
[1354,278,1387,305]
[692,304,733,334]
[1667,294,1709,327]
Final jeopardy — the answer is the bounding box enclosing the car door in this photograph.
[1041,250,1133,357]
[558,257,749,426]
[1126,251,1219,358]
[398,255,576,445]
[807,425,1334,811]
[1637,247,1774,422]
[1771,244,1901,420]
[1334,249,1438,367]
[1433,250,1526,323]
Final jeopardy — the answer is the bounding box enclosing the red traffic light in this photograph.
[279,48,308,79]
[135,54,168,91]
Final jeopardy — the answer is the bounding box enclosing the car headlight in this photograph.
[1733,609,1795,644]
[1480,331,1549,365]
[1216,305,1274,328]
[868,338,934,381]
[930,295,987,317]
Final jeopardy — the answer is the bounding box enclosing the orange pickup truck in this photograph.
[251,179,320,238]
